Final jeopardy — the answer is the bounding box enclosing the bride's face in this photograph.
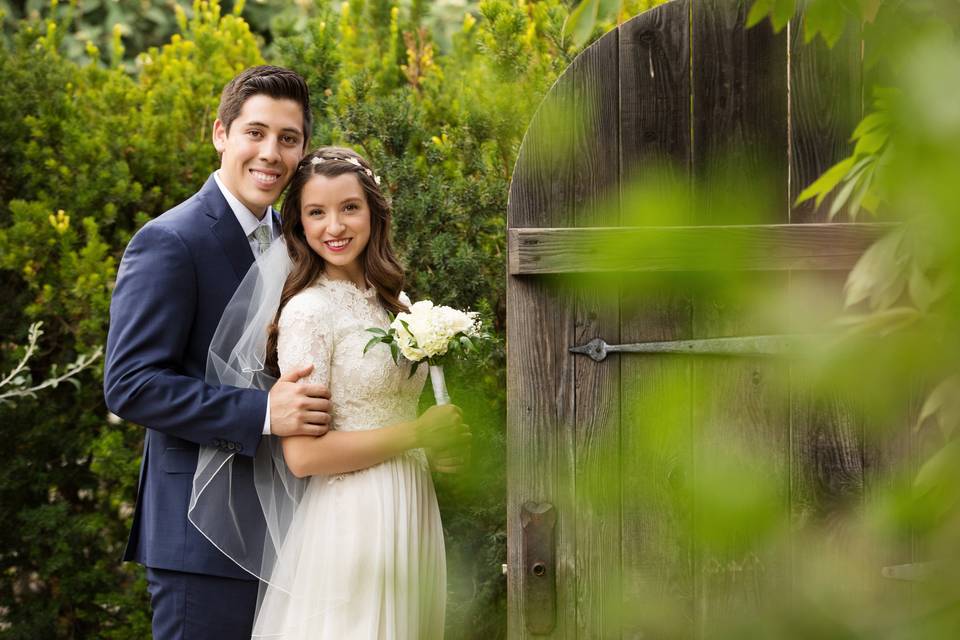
[299,173,372,282]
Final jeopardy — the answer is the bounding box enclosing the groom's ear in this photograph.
[212,119,227,156]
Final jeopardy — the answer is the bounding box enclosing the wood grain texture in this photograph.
[692,0,788,225]
[786,8,868,601]
[506,277,577,640]
[691,2,790,634]
[789,10,862,224]
[508,223,892,274]
[620,281,695,639]
[690,275,792,637]
[506,43,578,638]
[507,61,576,230]
[620,0,692,189]
[567,27,623,640]
[618,5,695,637]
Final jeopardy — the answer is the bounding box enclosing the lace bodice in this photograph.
[277,276,427,433]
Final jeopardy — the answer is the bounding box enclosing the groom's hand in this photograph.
[269,365,332,437]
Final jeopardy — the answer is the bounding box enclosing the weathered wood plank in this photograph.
[618,3,695,637]
[508,223,892,274]
[506,278,576,639]
[508,65,576,230]
[691,1,790,635]
[787,8,868,607]
[690,275,792,637]
[692,0,789,224]
[568,27,623,640]
[620,281,695,638]
[620,0,692,189]
[789,9,862,224]
[507,54,578,639]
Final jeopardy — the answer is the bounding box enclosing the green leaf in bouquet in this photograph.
[363,335,384,355]
[408,359,421,380]
[460,335,475,353]
[389,341,400,366]
[366,327,387,336]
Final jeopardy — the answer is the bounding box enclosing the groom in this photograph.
[104,66,330,639]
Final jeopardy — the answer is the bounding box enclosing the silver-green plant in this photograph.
[0,321,102,406]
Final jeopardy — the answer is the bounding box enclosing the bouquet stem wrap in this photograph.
[429,364,450,405]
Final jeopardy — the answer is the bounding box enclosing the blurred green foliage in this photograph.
[7,0,957,636]
[571,1,960,636]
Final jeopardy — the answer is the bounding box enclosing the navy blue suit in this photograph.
[104,175,270,636]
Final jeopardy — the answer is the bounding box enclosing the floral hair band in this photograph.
[309,155,382,186]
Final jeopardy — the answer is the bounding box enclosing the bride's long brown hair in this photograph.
[265,147,407,377]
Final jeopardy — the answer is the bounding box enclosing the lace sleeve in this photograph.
[277,291,334,387]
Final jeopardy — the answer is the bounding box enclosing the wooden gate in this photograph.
[506,1,912,637]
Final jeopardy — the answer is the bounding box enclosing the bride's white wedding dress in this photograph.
[251,275,445,639]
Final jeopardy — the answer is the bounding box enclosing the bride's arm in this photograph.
[280,405,465,478]
[276,294,469,478]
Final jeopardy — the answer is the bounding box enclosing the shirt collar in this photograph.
[213,170,277,239]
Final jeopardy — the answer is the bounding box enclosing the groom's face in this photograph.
[213,94,305,218]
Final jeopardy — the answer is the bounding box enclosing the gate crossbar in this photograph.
[508,223,893,275]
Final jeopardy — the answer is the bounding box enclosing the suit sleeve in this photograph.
[103,223,265,456]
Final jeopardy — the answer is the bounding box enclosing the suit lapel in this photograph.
[199,175,255,281]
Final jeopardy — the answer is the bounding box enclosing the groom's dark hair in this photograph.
[217,65,312,146]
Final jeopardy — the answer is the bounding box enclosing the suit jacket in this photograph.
[104,174,271,579]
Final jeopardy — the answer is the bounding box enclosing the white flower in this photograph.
[390,300,480,362]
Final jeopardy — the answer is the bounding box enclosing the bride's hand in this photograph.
[427,444,470,474]
[412,404,472,454]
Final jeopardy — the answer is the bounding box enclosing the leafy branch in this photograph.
[795,89,894,221]
[0,321,103,406]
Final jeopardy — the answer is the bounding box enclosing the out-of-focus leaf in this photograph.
[860,0,881,22]
[746,0,775,28]
[796,157,855,206]
[844,228,905,308]
[851,111,891,140]
[916,375,960,437]
[835,306,922,336]
[912,439,960,527]
[563,0,600,47]
[771,0,796,31]
[847,167,874,220]
[804,0,846,46]
[828,171,860,219]
[908,266,935,312]
[853,129,888,155]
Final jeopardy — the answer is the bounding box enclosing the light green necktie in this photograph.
[253,224,272,255]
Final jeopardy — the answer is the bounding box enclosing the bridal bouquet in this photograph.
[364,300,487,405]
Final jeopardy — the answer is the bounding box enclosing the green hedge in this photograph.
[0,0,593,636]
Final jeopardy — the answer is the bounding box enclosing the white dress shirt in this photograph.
[213,171,279,435]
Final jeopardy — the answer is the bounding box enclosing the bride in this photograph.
[191,147,470,639]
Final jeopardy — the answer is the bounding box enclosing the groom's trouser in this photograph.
[146,567,258,640]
